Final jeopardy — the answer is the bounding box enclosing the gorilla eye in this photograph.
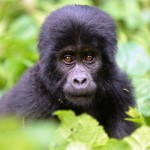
[84,55,94,63]
[63,55,74,64]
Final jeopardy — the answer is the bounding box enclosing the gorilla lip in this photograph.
[72,94,91,97]
[67,93,93,98]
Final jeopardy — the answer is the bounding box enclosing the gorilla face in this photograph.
[58,45,102,105]
[38,5,117,106]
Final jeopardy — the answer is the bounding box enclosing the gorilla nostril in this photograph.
[73,78,87,85]
[81,78,87,84]
[74,78,80,84]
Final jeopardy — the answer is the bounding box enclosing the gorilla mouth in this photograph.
[70,93,92,98]
[65,92,94,105]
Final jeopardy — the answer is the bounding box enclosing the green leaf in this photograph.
[141,101,150,117]
[8,15,37,40]
[66,141,87,150]
[117,42,150,76]
[125,107,144,124]
[124,126,150,150]
[0,117,57,150]
[99,139,131,150]
[53,110,108,149]
[126,107,140,118]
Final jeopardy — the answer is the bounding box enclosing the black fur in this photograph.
[0,5,135,138]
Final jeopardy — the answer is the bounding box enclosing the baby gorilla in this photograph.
[0,5,135,138]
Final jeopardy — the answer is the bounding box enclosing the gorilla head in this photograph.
[38,5,117,106]
[0,5,135,138]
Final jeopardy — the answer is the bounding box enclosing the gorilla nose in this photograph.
[74,78,87,85]
[72,75,88,88]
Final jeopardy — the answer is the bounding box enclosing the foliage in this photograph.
[1,110,150,150]
[0,0,150,149]
[0,117,57,150]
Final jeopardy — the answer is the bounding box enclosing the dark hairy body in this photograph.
[0,5,135,138]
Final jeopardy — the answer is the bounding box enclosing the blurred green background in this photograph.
[0,0,150,115]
